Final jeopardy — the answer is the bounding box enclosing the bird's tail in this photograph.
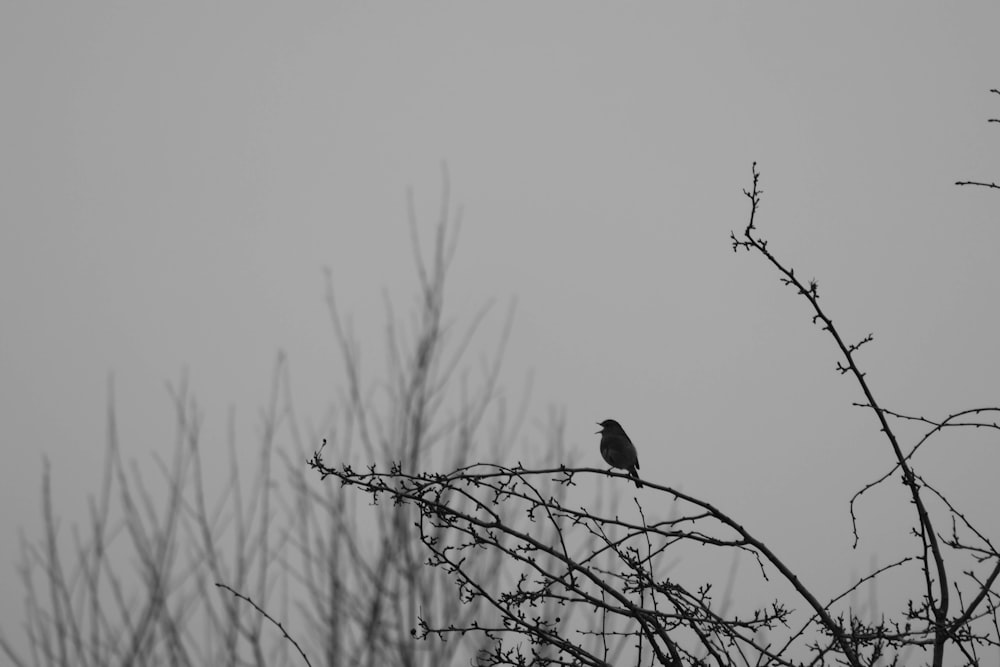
[630,468,643,489]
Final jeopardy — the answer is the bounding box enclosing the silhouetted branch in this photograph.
[733,163,1000,667]
[310,162,1000,666]
[955,88,999,190]
[215,583,312,667]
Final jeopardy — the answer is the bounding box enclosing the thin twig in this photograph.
[215,582,312,667]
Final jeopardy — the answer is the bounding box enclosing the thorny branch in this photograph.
[732,163,1000,667]
[955,88,1000,190]
[307,163,999,667]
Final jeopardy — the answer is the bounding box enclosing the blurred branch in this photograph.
[3,174,545,667]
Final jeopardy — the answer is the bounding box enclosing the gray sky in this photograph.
[2,2,999,655]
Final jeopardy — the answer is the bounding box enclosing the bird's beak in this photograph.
[595,422,603,434]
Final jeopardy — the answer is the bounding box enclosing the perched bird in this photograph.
[596,419,642,488]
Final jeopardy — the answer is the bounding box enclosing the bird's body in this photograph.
[596,419,642,488]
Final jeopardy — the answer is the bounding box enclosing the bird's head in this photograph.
[596,419,623,434]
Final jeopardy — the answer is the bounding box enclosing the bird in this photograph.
[596,419,642,488]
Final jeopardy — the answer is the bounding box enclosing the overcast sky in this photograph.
[2,3,999,656]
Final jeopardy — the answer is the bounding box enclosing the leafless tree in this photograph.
[2,171,557,667]
[310,164,1000,667]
